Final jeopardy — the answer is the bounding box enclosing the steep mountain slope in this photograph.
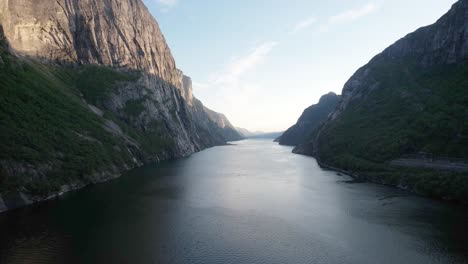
[277,92,340,146]
[294,0,468,201]
[0,0,239,211]
[198,103,244,142]
[0,0,179,84]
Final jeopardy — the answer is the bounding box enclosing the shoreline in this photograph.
[312,156,468,206]
[0,172,120,214]
[0,141,237,214]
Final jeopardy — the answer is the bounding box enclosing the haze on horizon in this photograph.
[144,0,457,132]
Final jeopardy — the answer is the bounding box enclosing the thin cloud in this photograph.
[211,41,278,85]
[291,17,317,34]
[316,3,378,33]
[329,3,378,24]
[157,0,178,6]
[192,42,277,127]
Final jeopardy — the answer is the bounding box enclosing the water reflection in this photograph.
[0,140,467,264]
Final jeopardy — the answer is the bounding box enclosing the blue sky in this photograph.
[143,0,457,132]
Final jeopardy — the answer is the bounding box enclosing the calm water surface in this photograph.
[1,140,467,264]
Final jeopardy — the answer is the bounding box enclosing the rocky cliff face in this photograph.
[0,0,180,86]
[277,92,340,146]
[0,0,240,212]
[293,0,468,201]
[181,74,194,106]
[203,108,244,142]
[191,98,244,142]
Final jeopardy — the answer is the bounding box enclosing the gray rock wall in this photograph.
[0,0,242,212]
[0,0,181,87]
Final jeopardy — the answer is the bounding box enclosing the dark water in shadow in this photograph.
[1,140,467,264]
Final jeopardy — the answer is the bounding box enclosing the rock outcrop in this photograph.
[277,92,340,146]
[191,98,244,143]
[202,107,244,142]
[0,0,181,86]
[180,74,194,106]
[0,0,240,212]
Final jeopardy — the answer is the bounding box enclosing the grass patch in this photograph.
[76,65,140,105]
[123,99,146,116]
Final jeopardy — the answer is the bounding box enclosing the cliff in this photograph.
[0,0,180,85]
[292,0,468,201]
[277,92,340,146]
[202,105,244,142]
[0,0,239,212]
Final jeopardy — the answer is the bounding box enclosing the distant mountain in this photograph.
[236,127,258,138]
[250,132,284,139]
[236,128,283,139]
[0,0,240,211]
[276,92,340,146]
[290,0,468,202]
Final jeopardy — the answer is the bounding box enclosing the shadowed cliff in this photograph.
[0,0,241,211]
[289,0,468,202]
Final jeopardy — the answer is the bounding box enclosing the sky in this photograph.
[143,0,457,132]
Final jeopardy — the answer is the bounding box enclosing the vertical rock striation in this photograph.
[0,0,180,85]
[0,0,241,212]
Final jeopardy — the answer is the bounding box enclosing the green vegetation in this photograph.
[76,65,140,105]
[123,99,146,116]
[103,108,176,156]
[0,42,144,195]
[139,121,175,155]
[316,58,468,201]
[319,60,468,162]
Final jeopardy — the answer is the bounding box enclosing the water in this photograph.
[1,140,467,264]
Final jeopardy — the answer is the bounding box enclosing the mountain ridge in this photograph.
[277,92,340,146]
[289,0,468,202]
